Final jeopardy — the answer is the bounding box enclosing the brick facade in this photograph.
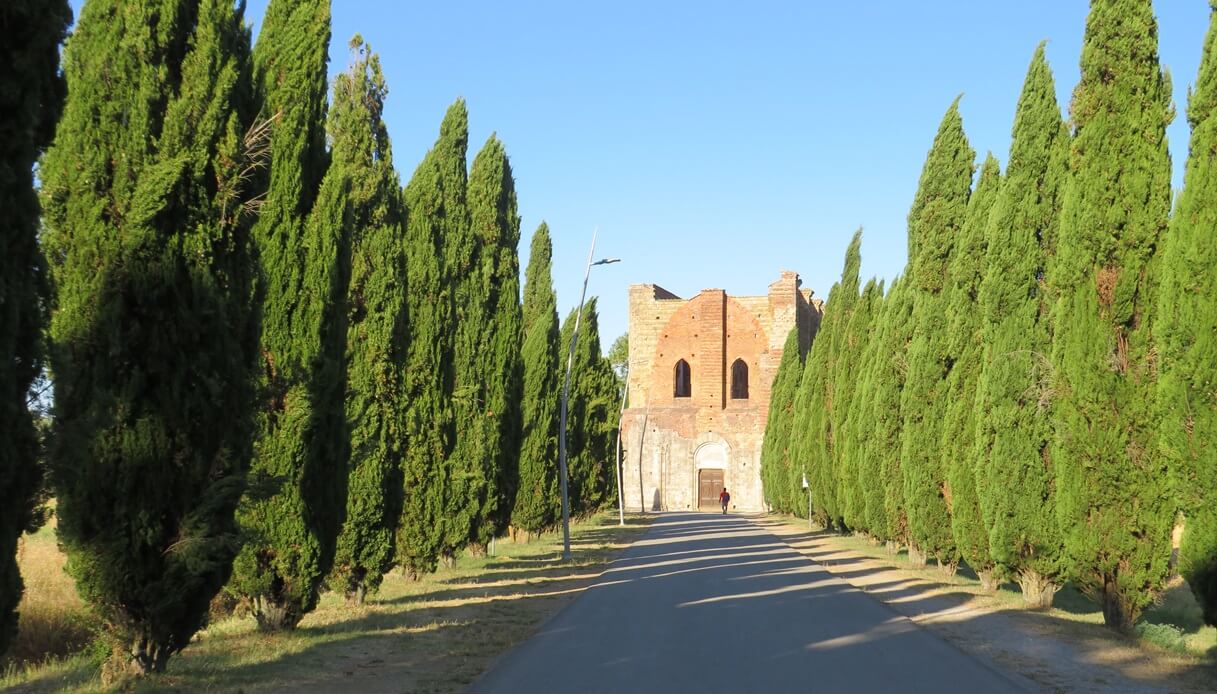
[620,271,821,512]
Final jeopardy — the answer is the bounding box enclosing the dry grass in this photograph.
[2,512,650,692]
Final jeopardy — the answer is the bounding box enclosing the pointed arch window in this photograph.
[731,359,749,400]
[674,359,691,398]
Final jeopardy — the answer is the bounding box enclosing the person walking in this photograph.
[719,488,730,515]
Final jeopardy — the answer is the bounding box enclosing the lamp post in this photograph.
[558,229,620,561]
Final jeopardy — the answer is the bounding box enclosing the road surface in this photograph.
[469,512,1031,693]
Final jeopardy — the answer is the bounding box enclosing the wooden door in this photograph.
[698,469,724,508]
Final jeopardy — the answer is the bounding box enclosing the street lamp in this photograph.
[558,229,620,561]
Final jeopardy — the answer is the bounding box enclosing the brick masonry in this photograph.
[621,271,822,512]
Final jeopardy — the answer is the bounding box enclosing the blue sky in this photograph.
[68,1,1212,347]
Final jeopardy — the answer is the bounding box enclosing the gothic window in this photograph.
[731,359,749,400]
[674,359,691,398]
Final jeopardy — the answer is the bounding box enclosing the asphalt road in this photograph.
[469,512,1032,693]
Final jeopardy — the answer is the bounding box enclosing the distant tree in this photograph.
[900,99,975,572]
[397,101,466,575]
[941,153,1001,589]
[608,333,629,393]
[40,0,260,674]
[760,327,804,514]
[327,38,407,603]
[837,277,882,532]
[1050,0,1174,632]
[974,44,1069,608]
[559,298,619,515]
[230,0,348,632]
[0,0,69,658]
[458,133,524,550]
[512,224,561,537]
[1156,3,1217,628]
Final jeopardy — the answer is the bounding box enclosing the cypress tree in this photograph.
[796,231,861,527]
[901,99,975,572]
[760,327,804,514]
[230,0,347,631]
[0,0,69,657]
[454,134,524,553]
[513,224,561,536]
[838,277,882,532]
[559,298,618,515]
[941,153,1001,589]
[1155,2,1217,628]
[327,38,406,603]
[40,0,259,674]
[865,278,916,549]
[1051,0,1174,632]
[974,44,1069,608]
[398,102,464,575]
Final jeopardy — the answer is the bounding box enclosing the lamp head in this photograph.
[593,258,621,266]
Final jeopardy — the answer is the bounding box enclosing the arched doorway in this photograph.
[694,441,728,510]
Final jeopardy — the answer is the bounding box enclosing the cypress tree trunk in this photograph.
[942,154,1001,585]
[513,224,561,535]
[327,38,407,602]
[838,277,882,532]
[760,327,805,514]
[974,44,1069,609]
[1052,0,1174,632]
[1155,4,1217,628]
[459,135,524,550]
[41,0,260,674]
[0,0,69,657]
[900,99,975,572]
[231,0,346,631]
[398,102,464,575]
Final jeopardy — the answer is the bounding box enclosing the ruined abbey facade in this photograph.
[620,271,821,512]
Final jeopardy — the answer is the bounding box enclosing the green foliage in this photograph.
[837,277,882,531]
[795,231,861,527]
[1051,0,1174,631]
[513,224,561,534]
[231,0,347,631]
[559,299,619,516]
[901,99,975,568]
[860,278,914,543]
[1156,3,1217,628]
[327,38,406,601]
[397,101,463,574]
[941,153,1001,576]
[456,134,524,549]
[40,0,259,672]
[0,0,69,657]
[974,44,1069,593]
[760,327,804,514]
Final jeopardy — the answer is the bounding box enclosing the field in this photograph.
[1,512,649,692]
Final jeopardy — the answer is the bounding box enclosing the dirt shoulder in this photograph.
[757,516,1217,694]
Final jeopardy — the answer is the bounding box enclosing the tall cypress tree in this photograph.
[838,277,882,532]
[398,102,464,575]
[974,44,1069,608]
[901,99,975,572]
[866,278,915,549]
[230,0,346,631]
[327,38,406,603]
[40,0,260,674]
[455,134,524,553]
[1156,3,1217,628]
[0,0,69,657]
[760,327,804,514]
[559,298,618,515]
[941,153,1001,589]
[513,224,560,536]
[1051,0,1174,632]
[796,232,861,527]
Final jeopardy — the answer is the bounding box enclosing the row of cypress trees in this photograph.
[762,0,1217,633]
[1,0,622,677]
